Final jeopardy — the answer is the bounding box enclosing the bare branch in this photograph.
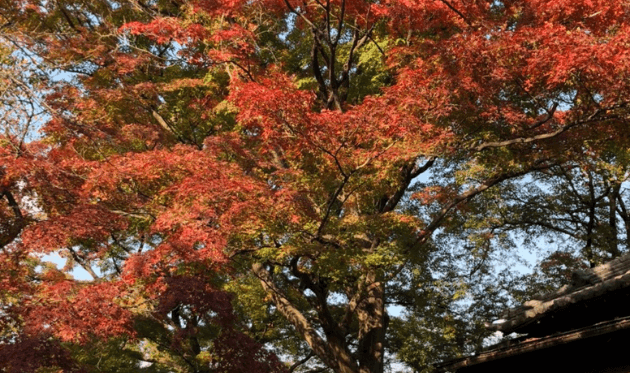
[317,175,350,237]
[289,351,315,373]
[416,161,555,246]
[528,102,559,130]
[333,0,346,46]
[437,0,472,26]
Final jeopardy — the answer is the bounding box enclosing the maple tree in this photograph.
[1,0,630,372]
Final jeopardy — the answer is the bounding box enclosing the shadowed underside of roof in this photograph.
[435,316,630,373]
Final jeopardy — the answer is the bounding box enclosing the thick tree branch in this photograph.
[339,24,373,104]
[311,32,329,102]
[67,247,100,280]
[251,263,341,371]
[0,189,25,249]
[380,157,435,214]
[475,123,577,151]
[1,189,22,221]
[289,257,340,341]
[151,109,181,138]
[616,193,630,245]
[582,170,597,265]
[340,277,366,333]
[475,106,620,151]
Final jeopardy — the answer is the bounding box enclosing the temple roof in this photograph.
[435,253,630,373]
[488,253,630,335]
[435,316,630,373]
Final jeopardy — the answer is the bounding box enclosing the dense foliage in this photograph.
[1,0,630,372]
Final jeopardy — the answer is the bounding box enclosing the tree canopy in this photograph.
[1,0,630,372]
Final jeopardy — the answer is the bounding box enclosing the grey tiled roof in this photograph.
[488,253,630,334]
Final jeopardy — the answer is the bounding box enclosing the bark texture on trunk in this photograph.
[356,271,387,373]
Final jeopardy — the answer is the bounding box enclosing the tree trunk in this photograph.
[608,183,621,258]
[356,270,387,373]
